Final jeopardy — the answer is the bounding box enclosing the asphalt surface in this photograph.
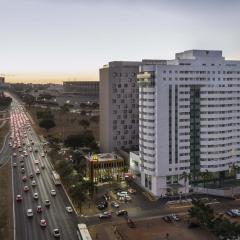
[10,99,79,240]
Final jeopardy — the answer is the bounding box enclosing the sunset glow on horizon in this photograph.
[6,72,98,84]
[1,0,240,84]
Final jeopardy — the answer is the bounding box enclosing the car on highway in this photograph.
[22,176,27,182]
[26,209,33,217]
[34,148,38,153]
[21,167,25,174]
[16,194,23,202]
[37,205,43,213]
[33,192,39,200]
[34,159,39,164]
[116,210,128,216]
[12,162,17,167]
[13,153,17,157]
[36,168,40,175]
[99,211,111,219]
[23,185,29,192]
[51,189,56,196]
[31,180,37,187]
[66,206,73,213]
[40,219,47,228]
[41,153,45,157]
[29,173,34,179]
[45,199,51,207]
[41,164,45,169]
[53,228,60,238]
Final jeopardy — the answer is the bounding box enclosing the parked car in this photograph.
[116,210,128,216]
[111,202,120,208]
[99,211,111,219]
[127,218,136,228]
[162,216,172,223]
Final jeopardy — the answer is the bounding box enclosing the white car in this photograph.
[13,162,17,167]
[34,160,39,164]
[13,153,17,157]
[53,228,60,238]
[51,190,56,196]
[36,168,40,174]
[41,153,45,157]
[26,209,33,217]
[45,199,51,207]
[31,180,37,187]
[66,206,73,213]
[33,193,39,200]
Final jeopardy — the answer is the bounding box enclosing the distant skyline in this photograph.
[1,0,240,83]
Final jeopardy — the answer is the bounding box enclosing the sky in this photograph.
[1,0,240,83]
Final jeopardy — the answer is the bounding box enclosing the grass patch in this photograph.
[0,161,13,240]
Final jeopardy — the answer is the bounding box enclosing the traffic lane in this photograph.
[27,147,60,238]
[13,160,27,240]
[27,146,78,240]
[23,153,54,240]
[35,160,78,240]
[14,153,40,240]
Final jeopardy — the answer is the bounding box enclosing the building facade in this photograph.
[99,61,140,152]
[86,153,125,183]
[63,81,99,103]
[134,50,240,197]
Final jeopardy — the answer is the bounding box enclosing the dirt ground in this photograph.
[89,216,216,240]
[0,161,13,240]
[0,121,9,147]
[28,106,99,141]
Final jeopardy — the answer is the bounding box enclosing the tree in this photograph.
[200,170,212,188]
[180,171,191,198]
[39,119,55,132]
[79,119,90,130]
[69,183,86,213]
[80,110,86,116]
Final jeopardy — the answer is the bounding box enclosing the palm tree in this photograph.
[180,171,192,198]
[70,183,86,214]
[200,170,212,189]
[229,163,240,178]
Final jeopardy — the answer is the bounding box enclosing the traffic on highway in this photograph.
[10,99,79,239]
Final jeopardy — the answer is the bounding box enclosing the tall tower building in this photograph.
[99,61,140,153]
[132,50,240,196]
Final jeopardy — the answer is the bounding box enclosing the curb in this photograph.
[0,132,10,154]
[11,156,16,240]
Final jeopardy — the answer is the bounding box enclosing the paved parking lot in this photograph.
[89,215,217,240]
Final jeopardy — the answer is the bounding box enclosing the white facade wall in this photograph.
[137,50,240,197]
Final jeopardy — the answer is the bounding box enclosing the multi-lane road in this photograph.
[8,97,79,239]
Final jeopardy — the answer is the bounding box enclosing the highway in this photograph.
[10,98,79,240]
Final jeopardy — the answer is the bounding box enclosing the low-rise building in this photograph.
[86,153,125,183]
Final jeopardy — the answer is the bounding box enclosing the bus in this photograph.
[77,224,92,240]
[52,170,61,186]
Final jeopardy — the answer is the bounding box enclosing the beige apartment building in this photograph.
[99,61,140,153]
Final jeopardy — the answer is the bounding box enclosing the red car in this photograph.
[22,176,27,182]
[40,219,47,228]
[16,195,23,202]
[23,186,29,192]
[37,205,43,213]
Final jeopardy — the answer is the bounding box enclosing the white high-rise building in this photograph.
[131,50,240,197]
